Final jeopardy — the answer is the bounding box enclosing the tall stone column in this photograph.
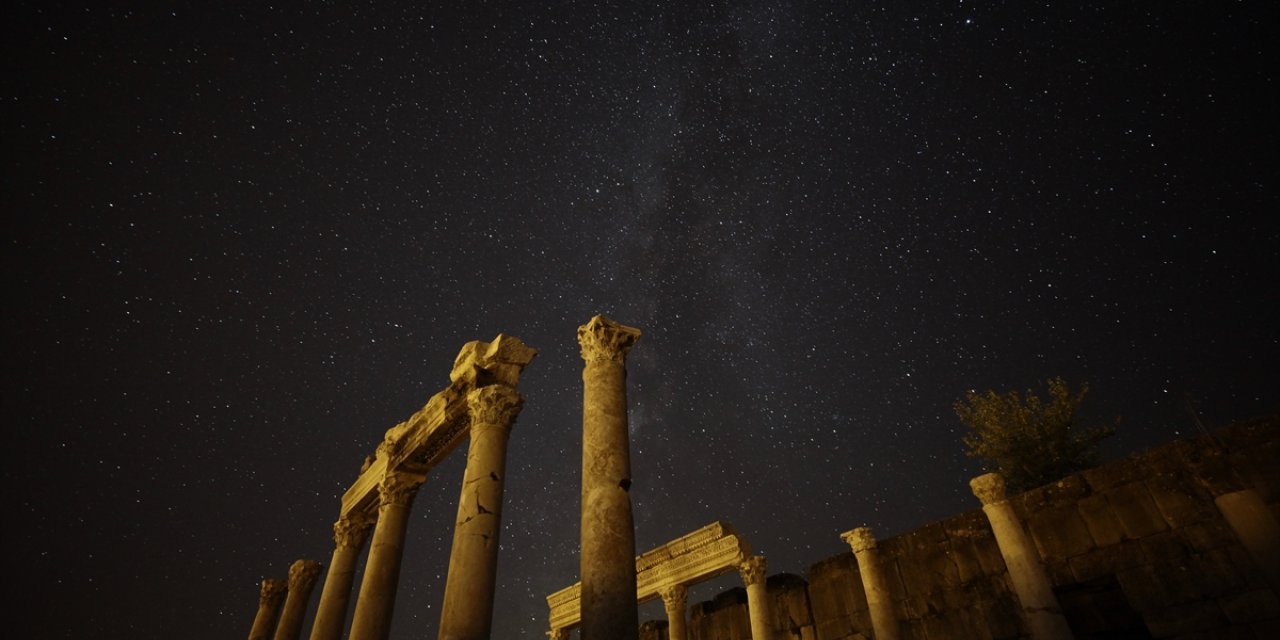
[348,471,425,640]
[841,527,898,640]
[1215,489,1280,590]
[438,385,524,640]
[309,512,375,640]
[739,555,772,640]
[248,578,288,640]
[659,584,689,640]
[274,560,323,640]
[970,473,1073,640]
[577,315,642,640]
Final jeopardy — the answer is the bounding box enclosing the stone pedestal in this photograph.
[309,513,375,640]
[348,471,425,640]
[249,578,288,640]
[438,385,524,640]
[274,560,323,640]
[659,584,689,640]
[1215,488,1280,590]
[841,527,898,640]
[970,473,1072,640]
[739,555,771,640]
[577,315,642,640]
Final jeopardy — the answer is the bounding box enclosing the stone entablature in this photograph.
[547,521,754,631]
[339,335,537,521]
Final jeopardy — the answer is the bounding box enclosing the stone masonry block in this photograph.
[1106,482,1170,539]
[1085,456,1152,493]
[1068,540,1150,583]
[1219,588,1280,625]
[1144,600,1227,637]
[1077,492,1126,547]
[1146,473,1217,528]
[1026,503,1096,560]
[1178,518,1239,553]
[1141,529,1193,563]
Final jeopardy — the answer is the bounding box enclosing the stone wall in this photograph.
[661,415,1280,639]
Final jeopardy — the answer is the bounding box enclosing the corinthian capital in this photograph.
[377,472,424,510]
[467,385,523,428]
[840,527,877,554]
[333,511,376,549]
[259,578,287,607]
[659,584,688,609]
[287,559,322,591]
[577,315,641,365]
[970,472,1008,505]
[738,555,768,586]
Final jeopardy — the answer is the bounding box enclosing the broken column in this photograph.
[438,385,525,640]
[970,473,1073,640]
[659,584,688,640]
[348,471,425,640]
[739,555,772,640]
[840,527,898,640]
[273,559,323,640]
[578,315,642,640]
[309,513,375,640]
[248,578,288,640]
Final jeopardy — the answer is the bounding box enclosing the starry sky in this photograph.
[7,2,1277,639]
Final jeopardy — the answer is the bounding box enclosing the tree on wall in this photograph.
[954,377,1117,493]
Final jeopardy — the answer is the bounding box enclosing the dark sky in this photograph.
[6,1,1277,638]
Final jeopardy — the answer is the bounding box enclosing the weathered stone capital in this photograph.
[467,384,523,429]
[333,511,376,549]
[259,578,287,607]
[377,471,424,510]
[970,472,1008,505]
[738,555,768,586]
[841,527,877,554]
[287,559,322,591]
[577,315,641,365]
[659,583,688,609]
[547,628,569,640]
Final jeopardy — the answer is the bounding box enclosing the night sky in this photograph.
[7,2,1277,639]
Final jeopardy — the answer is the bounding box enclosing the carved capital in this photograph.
[377,472,424,510]
[467,385,523,429]
[547,629,569,640]
[333,511,376,549]
[578,315,641,365]
[287,559,322,591]
[840,527,877,554]
[970,472,1007,505]
[659,583,688,610]
[738,555,767,586]
[259,578,287,607]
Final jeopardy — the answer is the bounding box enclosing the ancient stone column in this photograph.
[309,512,375,640]
[1215,488,1280,590]
[438,385,525,640]
[970,473,1073,640]
[547,628,569,640]
[348,471,425,640]
[659,584,689,640]
[739,555,772,640]
[274,560,323,640]
[841,527,898,640]
[577,315,642,640]
[248,578,288,640]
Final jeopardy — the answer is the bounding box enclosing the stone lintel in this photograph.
[339,334,537,518]
[547,521,751,630]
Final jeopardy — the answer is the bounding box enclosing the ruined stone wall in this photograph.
[664,415,1280,639]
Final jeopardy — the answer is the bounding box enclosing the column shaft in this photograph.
[660,585,688,640]
[578,316,641,640]
[842,528,898,640]
[309,514,373,640]
[1215,488,1280,590]
[348,473,423,640]
[274,560,323,640]
[971,473,1072,640]
[438,386,523,640]
[248,579,287,640]
[740,556,771,640]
